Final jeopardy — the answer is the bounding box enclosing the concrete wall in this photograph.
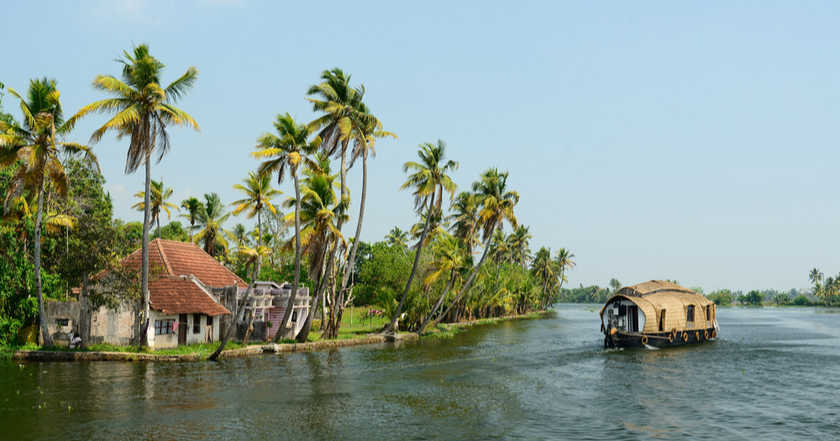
[89,301,137,347]
[148,311,223,349]
[43,301,81,347]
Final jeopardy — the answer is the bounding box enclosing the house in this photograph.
[238,281,311,340]
[91,238,242,349]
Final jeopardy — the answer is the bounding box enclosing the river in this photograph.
[2,305,839,440]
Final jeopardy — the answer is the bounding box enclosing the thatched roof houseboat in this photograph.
[600,280,719,348]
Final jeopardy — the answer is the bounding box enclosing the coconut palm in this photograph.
[208,244,269,361]
[385,227,409,248]
[193,193,231,258]
[231,223,248,247]
[429,168,518,331]
[609,278,622,293]
[809,268,822,287]
[72,44,199,347]
[447,191,481,254]
[179,196,201,242]
[280,157,348,341]
[253,112,321,342]
[416,232,467,334]
[508,225,532,268]
[132,178,178,240]
[547,248,576,306]
[334,103,396,334]
[230,171,282,247]
[0,78,98,348]
[386,140,459,334]
[530,247,557,308]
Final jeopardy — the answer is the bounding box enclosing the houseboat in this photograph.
[600,280,719,348]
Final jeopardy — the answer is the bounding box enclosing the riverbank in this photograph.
[7,311,548,362]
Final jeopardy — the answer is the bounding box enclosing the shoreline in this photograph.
[11,311,549,363]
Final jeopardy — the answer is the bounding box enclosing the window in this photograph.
[291,311,298,322]
[705,305,710,322]
[155,319,175,335]
[659,310,666,332]
[686,305,695,322]
[56,318,69,327]
[193,314,201,334]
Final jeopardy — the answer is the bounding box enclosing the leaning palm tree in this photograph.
[429,168,518,331]
[547,248,576,306]
[281,158,348,341]
[416,232,466,334]
[193,193,232,258]
[72,44,199,347]
[208,244,269,361]
[132,178,178,240]
[179,196,202,241]
[385,227,409,248]
[253,113,322,342]
[385,140,458,334]
[0,78,99,348]
[230,171,282,247]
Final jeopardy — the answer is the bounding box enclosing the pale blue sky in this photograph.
[3,1,839,293]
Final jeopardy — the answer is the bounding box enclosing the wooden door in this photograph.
[178,314,187,345]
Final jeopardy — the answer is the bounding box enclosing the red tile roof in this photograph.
[120,239,245,287]
[149,276,230,316]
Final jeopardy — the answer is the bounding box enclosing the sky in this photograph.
[2,1,839,293]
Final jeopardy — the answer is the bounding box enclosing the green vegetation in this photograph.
[1,52,569,356]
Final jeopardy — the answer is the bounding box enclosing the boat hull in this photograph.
[604,328,717,349]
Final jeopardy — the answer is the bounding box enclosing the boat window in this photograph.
[659,310,666,332]
[705,305,710,322]
[687,305,695,322]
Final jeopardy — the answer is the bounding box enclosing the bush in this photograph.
[793,295,810,306]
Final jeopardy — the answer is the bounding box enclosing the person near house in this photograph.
[69,333,82,349]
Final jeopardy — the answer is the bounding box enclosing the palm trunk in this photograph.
[209,258,260,361]
[34,179,54,348]
[432,226,496,328]
[336,148,369,336]
[416,269,456,335]
[242,309,255,346]
[157,216,161,241]
[257,209,262,247]
[297,239,336,342]
[385,195,435,334]
[273,171,302,343]
[137,120,154,348]
[79,271,90,349]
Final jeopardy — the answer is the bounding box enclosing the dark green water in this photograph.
[2,305,839,440]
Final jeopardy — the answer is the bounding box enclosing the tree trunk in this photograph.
[209,258,260,361]
[34,179,54,348]
[273,172,302,343]
[416,269,456,335]
[157,216,161,241]
[137,125,153,348]
[257,208,262,247]
[336,148,369,337]
[431,226,496,328]
[385,195,435,334]
[242,309,255,346]
[296,239,336,343]
[79,271,90,349]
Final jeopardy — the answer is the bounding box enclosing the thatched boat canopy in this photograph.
[600,280,715,334]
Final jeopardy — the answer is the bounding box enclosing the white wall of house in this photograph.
[148,311,222,348]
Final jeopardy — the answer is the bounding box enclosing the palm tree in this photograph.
[231,223,248,247]
[429,168,518,331]
[132,178,178,240]
[335,103,396,334]
[416,232,466,334]
[0,78,98,348]
[209,244,268,361]
[385,227,409,248]
[193,193,231,258]
[447,191,481,255]
[281,158,348,342]
[609,278,622,293]
[230,171,282,247]
[253,112,321,342]
[179,196,201,242]
[548,248,576,306]
[530,247,557,308]
[72,44,199,347]
[386,140,458,334]
[508,225,532,268]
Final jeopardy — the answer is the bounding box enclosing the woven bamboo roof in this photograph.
[616,280,697,297]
